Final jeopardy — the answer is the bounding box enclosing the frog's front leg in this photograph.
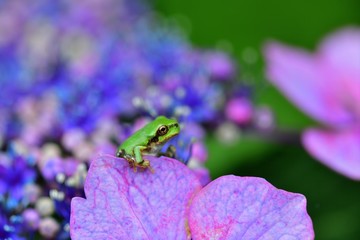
[133,146,153,172]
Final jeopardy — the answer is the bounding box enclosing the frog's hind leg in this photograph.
[117,149,136,171]
[157,145,177,158]
[116,149,126,158]
[147,165,155,174]
[128,160,137,172]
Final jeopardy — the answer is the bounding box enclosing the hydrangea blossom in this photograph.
[265,27,360,179]
[70,155,314,239]
[0,0,251,170]
[0,0,244,147]
[0,150,36,210]
[0,0,243,185]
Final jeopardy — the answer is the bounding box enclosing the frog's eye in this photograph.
[157,125,168,136]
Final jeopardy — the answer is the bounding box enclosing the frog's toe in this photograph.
[142,160,150,167]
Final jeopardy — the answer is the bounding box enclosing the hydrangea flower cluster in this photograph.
[265,27,360,179]
[0,0,246,145]
[0,0,255,166]
[0,143,86,239]
[0,0,315,238]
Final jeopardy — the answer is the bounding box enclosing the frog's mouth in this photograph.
[166,122,180,138]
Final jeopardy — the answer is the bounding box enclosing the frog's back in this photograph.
[118,130,149,154]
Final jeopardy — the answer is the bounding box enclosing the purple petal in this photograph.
[191,167,211,186]
[62,158,80,177]
[188,175,314,239]
[205,51,235,80]
[264,42,352,127]
[0,181,6,195]
[40,158,63,180]
[302,127,360,179]
[70,154,202,239]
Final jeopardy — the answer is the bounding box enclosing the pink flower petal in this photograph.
[191,142,208,163]
[70,155,202,239]
[225,98,253,125]
[189,175,314,239]
[319,27,360,79]
[319,28,360,117]
[302,127,360,180]
[264,42,352,126]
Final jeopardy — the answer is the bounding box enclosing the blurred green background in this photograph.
[154,1,360,239]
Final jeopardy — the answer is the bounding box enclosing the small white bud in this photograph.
[35,197,55,217]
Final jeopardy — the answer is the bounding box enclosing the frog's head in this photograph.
[147,116,180,145]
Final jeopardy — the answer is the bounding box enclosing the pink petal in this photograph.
[318,28,360,117]
[319,27,360,80]
[70,154,202,239]
[191,142,208,163]
[264,42,352,126]
[302,127,360,179]
[225,98,253,125]
[189,175,314,239]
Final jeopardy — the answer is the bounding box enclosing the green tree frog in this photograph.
[116,116,180,172]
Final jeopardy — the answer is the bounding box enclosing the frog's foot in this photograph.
[144,161,154,173]
[157,145,177,158]
[123,157,137,172]
[136,160,155,173]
